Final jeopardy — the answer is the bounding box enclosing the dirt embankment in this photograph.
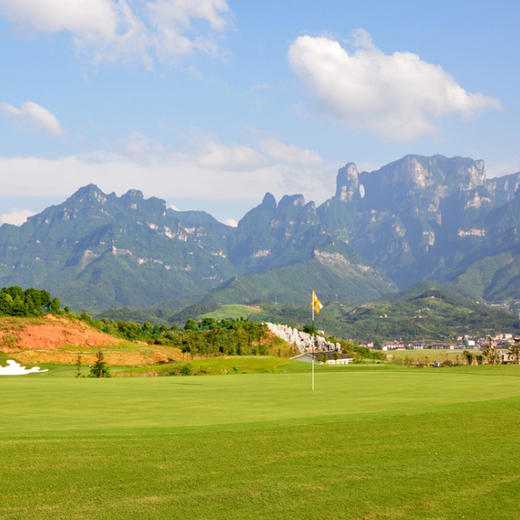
[14,349,175,367]
[0,315,185,366]
[0,314,121,351]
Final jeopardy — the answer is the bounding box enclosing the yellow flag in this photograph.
[310,290,323,314]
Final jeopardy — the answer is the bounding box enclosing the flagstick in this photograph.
[312,354,314,392]
[311,295,315,391]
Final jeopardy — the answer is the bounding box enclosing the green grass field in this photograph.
[199,303,263,321]
[1,363,520,519]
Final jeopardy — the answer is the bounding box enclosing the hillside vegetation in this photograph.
[154,287,520,343]
[4,155,520,310]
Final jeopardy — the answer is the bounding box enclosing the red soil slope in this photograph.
[0,314,121,351]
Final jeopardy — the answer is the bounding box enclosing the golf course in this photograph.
[1,362,519,519]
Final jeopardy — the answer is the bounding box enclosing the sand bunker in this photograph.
[0,359,48,375]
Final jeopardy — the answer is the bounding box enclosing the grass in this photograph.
[116,355,362,376]
[1,364,520,519]
[388,348,481,364]
[0,316,46,330]
[199,303,262,321]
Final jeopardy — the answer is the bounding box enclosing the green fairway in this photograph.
[1,365,520,519]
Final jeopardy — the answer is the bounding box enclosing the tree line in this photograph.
[79,313,271,357]
[0,286,61,316]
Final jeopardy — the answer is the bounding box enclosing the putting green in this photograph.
[1,365,519,519]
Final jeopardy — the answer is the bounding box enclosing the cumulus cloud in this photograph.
[288,30,500,140]
[0,133,335,204]
[223,217,238,227]
[0,208,35,226]
[117,131,166,163]
[1,101,63,135]
[261,138,323,165]
[0,0,231,66]
[196,140,267,170]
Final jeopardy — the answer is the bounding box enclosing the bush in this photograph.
[303,324,317,335]
[180,364,192,376]
[89,351,111,378]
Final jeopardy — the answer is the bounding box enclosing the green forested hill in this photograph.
[1,154,520,310]
[200,256,394,306]
[0,184,395,309]
[119,287,520,343]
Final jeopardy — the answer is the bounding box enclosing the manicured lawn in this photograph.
[1,365,519,519]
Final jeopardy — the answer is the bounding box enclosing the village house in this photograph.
[382,341,405,351]
[291,352,354,365]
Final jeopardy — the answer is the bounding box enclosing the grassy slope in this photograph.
[1,366,520,519]
[199,303,263,321]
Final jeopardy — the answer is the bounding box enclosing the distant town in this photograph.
[360,332,517,351]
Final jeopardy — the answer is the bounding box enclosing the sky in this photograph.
[0,0,519,226]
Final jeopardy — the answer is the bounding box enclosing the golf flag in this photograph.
[310,290,323,315]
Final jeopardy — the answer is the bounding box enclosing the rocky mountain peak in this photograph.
[335,162,359,201]
[68,184,108,204]
[455,159,486,190]
[278,194,305,208]
[122,189,144,200]
[261,192,276,209]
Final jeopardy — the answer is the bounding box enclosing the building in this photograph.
[291,352,354,365]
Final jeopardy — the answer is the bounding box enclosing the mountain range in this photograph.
[1,154,519,310]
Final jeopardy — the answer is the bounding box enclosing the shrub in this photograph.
[180,364,192,376]
[89,351,111,378]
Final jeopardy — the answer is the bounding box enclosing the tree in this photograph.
[200,317,216,330]
[0,293,14,314]
[481,336,496,364]
[142,321,153,332]
[50,297,61,314]
[303,324,317,335]
[76,354,82,378]
[463,350,474,366]
[89,351,111,378]
[40,290,51,309]
[180,363,192,376]
[184,319,197,331]
[509,337,520,364]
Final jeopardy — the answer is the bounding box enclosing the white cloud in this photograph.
[485,160,520,178]
[223,217,237,227]
[288,30,500,140]
[0,0,231,66]
[261,138,323,165]
[250,82,274,92]
[0,208,35,226]
[196,140,267,170]
[1,101,63,135]
[0,0,118,35]
[117,131,166,163]
[0,134,335,204]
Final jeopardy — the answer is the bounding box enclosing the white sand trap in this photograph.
[0,360,48,375]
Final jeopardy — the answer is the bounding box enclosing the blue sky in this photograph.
[0,0,518,225]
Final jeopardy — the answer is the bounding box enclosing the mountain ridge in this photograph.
[1,153,519,309]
